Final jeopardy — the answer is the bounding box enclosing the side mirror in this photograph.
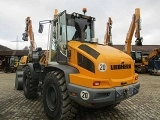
[38,24,44,33]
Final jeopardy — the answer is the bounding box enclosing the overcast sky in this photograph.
[0,0,160,50]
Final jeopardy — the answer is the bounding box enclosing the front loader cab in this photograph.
[131,51,142,63]
[69,12,95,42]
[39,9,96,64]
[131,51,146,73]
[56,11,96,64]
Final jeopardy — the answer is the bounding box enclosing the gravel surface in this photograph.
[0,72,160,120]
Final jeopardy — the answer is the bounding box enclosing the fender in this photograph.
[43,62,79,85]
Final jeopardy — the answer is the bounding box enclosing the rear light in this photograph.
[93,81,100,86]
[71,92,76,96]
[135,76,138,80]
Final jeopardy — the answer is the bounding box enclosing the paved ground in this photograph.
[0,72,160,120]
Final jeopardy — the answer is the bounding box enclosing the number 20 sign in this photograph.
[98,63,107,72]
[80,90,90,100]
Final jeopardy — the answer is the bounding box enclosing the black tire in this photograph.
[149,72,152,75]
[23,66,39,99]
[15,71,23,90]
[11,69,15,73]
[137,67,141,73]
[43,71,77,120]
[4,67,8,73]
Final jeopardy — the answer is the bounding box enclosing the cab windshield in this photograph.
[66,13,94,42]
[67,25,91,42]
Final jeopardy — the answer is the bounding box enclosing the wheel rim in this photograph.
[46,85,57,111]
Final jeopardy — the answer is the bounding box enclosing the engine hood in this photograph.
[68,41,135,86]
[76,42,131,60]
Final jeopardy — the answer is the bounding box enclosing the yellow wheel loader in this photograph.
[16,8,140,120]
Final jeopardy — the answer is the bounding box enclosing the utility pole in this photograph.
[11,36,24,50]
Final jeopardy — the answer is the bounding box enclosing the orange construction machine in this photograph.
[15,8,140,120]
[15,17,47,90]
[124,8,145,73]
[148,48,160,74]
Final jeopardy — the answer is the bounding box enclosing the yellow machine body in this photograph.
[18,9,141,120]
[67,41,138,89]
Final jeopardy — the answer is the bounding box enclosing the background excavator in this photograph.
[15,17,47,90]
[104,17,113,46]
[15,8,140,120]
[3,56,19,73]
[22,17,36,62]
[147,48,160,74]
[124,8,145,73]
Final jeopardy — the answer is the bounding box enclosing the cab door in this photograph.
[57,10,68,64]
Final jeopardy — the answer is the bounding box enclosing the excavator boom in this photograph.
[104,17,113,46]
[22,17,35,51]
[124,8,146,73]
[125,8,143,56]
[22,17,36,62]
